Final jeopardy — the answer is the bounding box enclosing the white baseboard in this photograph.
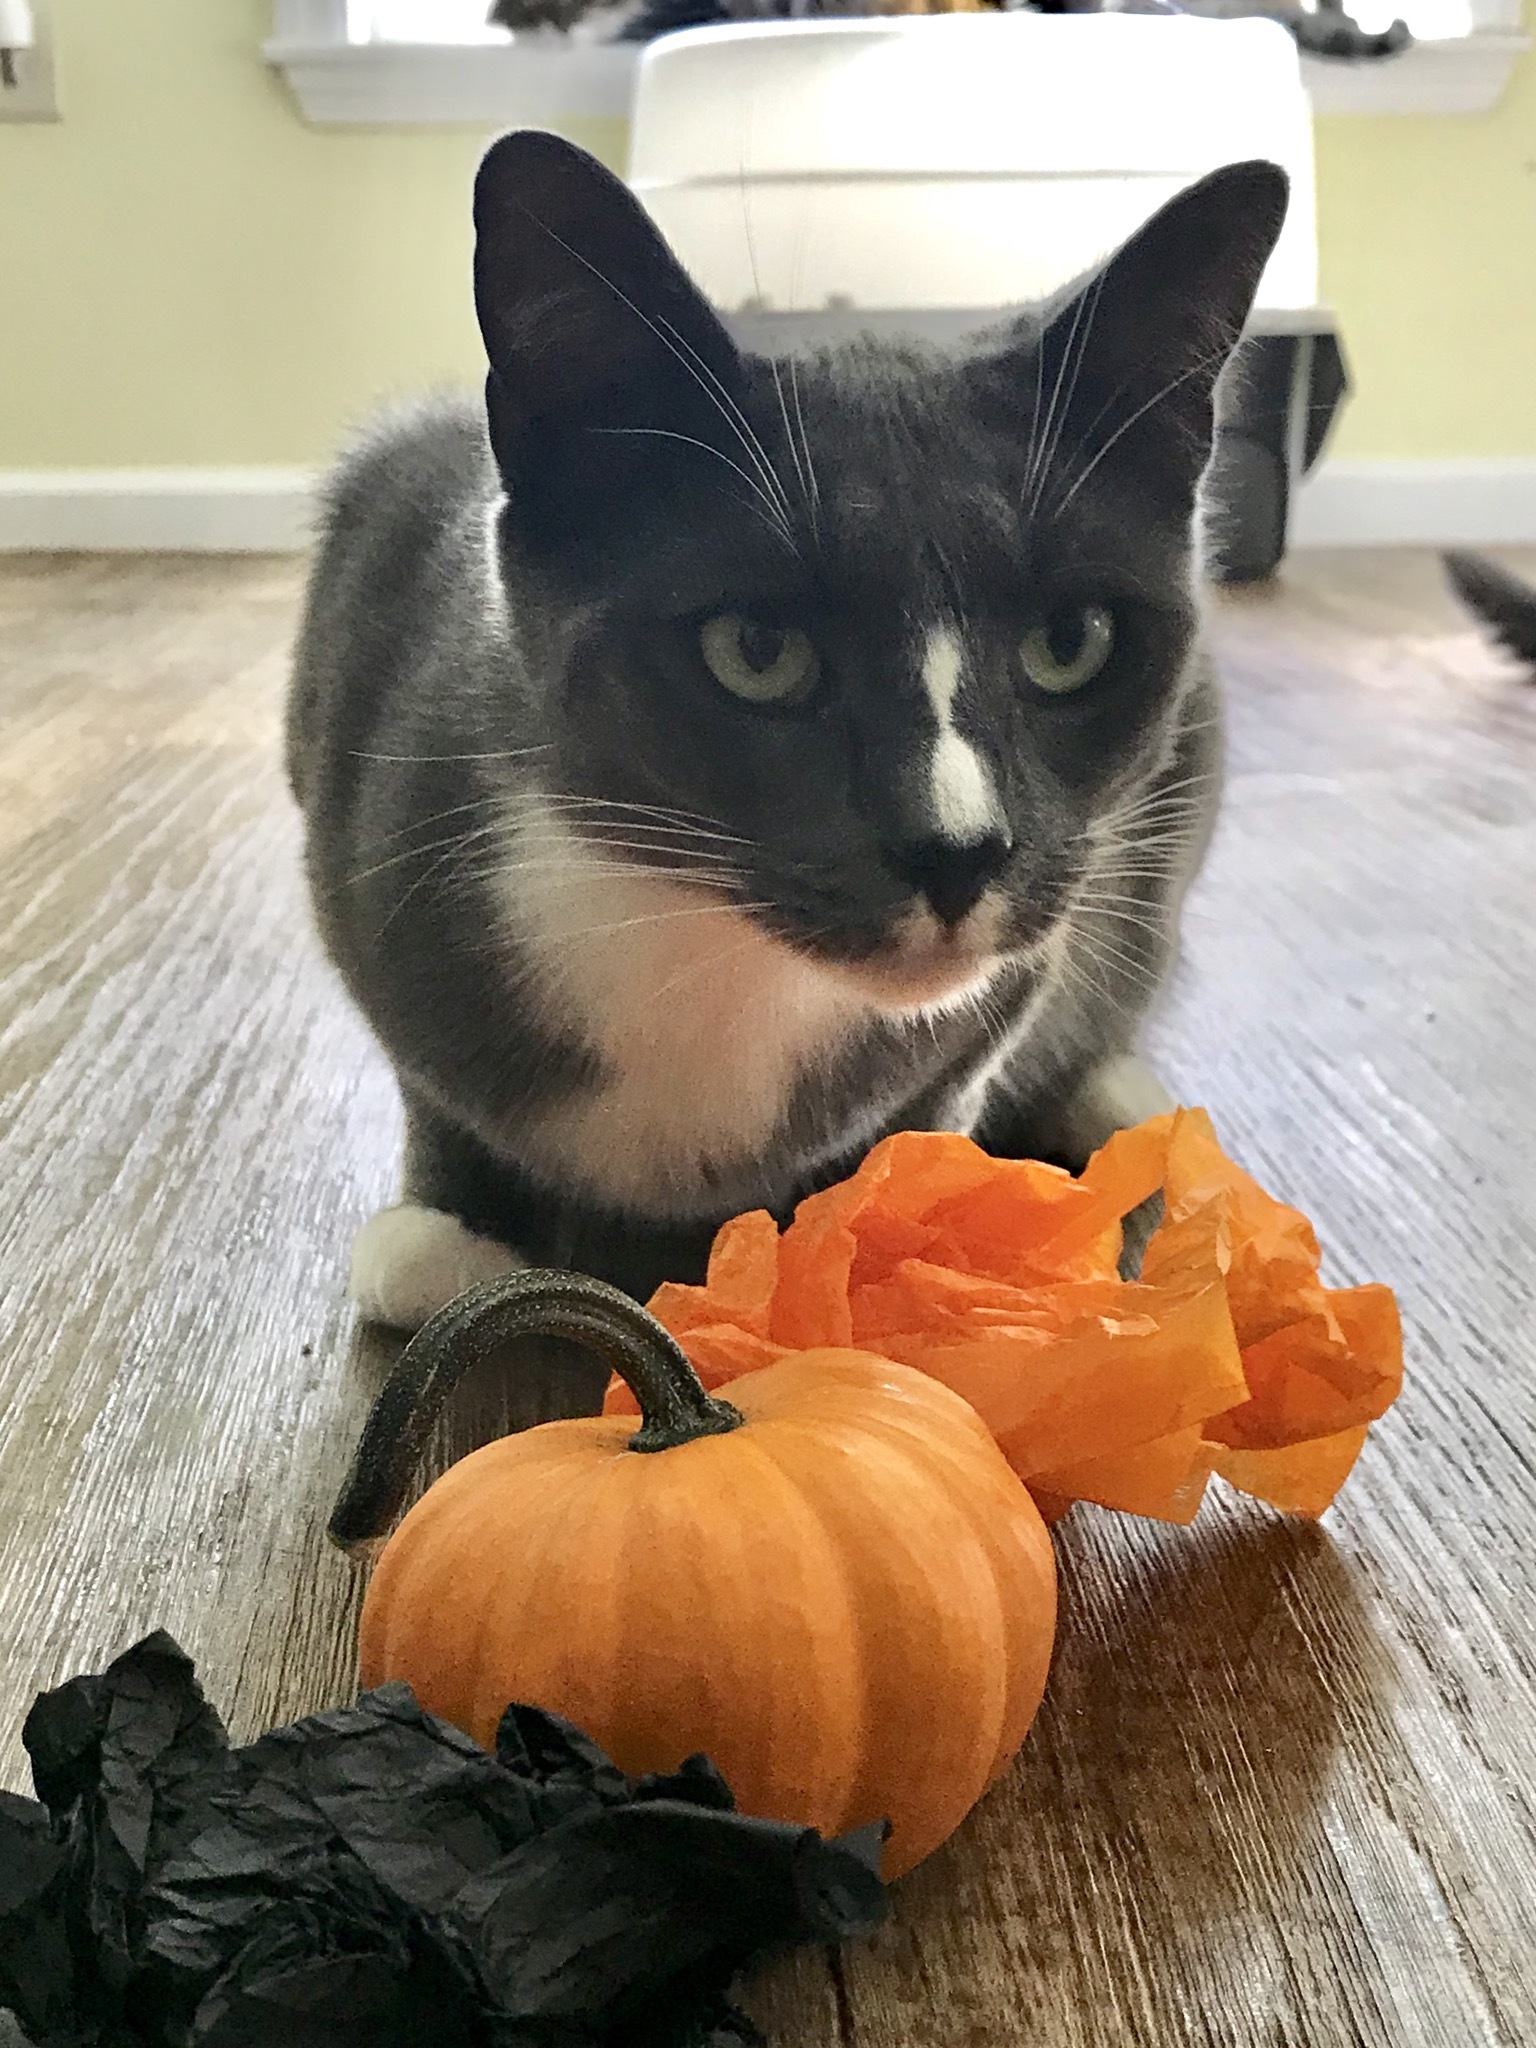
[4,459,1536,555]
[1292,459,1536,549]
[0,469,317,552]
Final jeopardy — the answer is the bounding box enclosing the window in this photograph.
[266,0,636,124]
[1353,0,1478,30]
[349,0,509,41]
[266,0,1528,124]
[1301,0,1525,113]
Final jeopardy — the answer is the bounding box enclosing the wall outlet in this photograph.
[0,2,60,122]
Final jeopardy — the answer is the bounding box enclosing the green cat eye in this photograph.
[1019,605,1115,696]
[700,614,820,707]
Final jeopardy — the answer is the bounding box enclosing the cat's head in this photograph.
[475,133,1286,1009]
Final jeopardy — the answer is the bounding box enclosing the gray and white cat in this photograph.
[287,134,1286,1332]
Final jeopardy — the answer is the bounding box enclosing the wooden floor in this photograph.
[2,549,1535,2046]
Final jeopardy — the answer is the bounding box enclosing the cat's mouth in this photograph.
[825,900,1009,1011]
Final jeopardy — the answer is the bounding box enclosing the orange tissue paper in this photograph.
[605,1109,1402,1525]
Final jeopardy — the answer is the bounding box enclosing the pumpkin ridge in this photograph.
[743,1404,1016,1861]
[843,1416,1056,1787]
[472,1437,650,1751]
[362,1442,587,1732]
[466,1445,628,1746]
[603,1428,866,1821]
[729,1350,999,1448]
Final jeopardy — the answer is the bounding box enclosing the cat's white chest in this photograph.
[491,804,867,1216]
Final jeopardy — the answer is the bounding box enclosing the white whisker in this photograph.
[657,310,799,534]
[515,199,799,541]
[1093,769,1219,823]
[531,794,756,845]
[348,744,551,765]
[493,861,741,889]
[1051,342,1235,518]
[373,824,516,933]
[1028,272,1106,522]
[354,796,503,856]
[787,350,821,532]
[340,818,508,890]
[1071,923,1163,989]
[735,163,817,538]
[1072,901,1177,943]
[526,899,771,944]
[508,830,742,863]
[1026,290,1091,509]
[592,427,795,550]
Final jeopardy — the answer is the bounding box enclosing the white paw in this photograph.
[1087,1053,1175,1129]
[350,1204,524,1332]
[1061,1054,1176,1161]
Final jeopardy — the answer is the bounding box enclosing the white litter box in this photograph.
[628,15,1318,316]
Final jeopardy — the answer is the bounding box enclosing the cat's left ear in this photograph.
[985,160,1289,508]
[473,130,743,499]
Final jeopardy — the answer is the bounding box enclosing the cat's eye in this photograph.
[700,614,820,707]
[1019,604,1115,696]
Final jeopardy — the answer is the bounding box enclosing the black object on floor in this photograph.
[1206,324,1350,584]
[1444,549,1536,667]
[0,1633,887,2048]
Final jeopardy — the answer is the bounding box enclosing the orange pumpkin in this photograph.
[334,1270,1057,1878]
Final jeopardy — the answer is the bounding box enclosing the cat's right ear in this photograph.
[978,160,1289,514]
[473,130,743,495]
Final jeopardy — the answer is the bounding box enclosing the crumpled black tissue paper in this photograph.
[0,1633,887,2048]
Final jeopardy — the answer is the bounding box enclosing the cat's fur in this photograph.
[287,135,1286,1330]
[1444,552,1536,668]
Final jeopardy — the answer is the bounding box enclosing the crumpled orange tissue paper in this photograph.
[605,1110,1402,1524]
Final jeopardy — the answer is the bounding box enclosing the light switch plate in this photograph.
[0,2,60,122]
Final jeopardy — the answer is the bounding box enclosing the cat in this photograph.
[1445,551,1536,667]
[594,0,1410,64]
[286,132,1286,1334]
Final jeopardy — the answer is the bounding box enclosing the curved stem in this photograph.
[329,1268,743,1555]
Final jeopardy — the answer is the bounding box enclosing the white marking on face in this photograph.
[922,624,964,722]
[920,626,1004,842]
[930,730,999,841]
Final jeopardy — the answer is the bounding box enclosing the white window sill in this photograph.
[1302,28,1527,111]
[262,33,640,125]
[264,27,1527,128]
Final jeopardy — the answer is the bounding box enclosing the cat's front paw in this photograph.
[1057,1053,1175,1166]
[350,1204,525,1331]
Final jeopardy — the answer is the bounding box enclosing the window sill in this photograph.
[264,27,1527,128]
[262,33,640,125]
[1302,28,1527,112]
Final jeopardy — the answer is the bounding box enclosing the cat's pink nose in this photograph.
[887,832,1011,928]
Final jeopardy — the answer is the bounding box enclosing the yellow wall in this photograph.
[1316,50,1536,459]
[0,0,1532,469]
[0,0,622,468]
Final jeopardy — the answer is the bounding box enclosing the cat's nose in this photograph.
[888,831,1012,928]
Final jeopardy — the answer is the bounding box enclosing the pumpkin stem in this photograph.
[329,1268,743,1554]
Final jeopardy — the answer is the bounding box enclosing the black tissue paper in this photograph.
[0,1633,887,2048]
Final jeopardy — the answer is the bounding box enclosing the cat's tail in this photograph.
[1444,551,1536,669]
